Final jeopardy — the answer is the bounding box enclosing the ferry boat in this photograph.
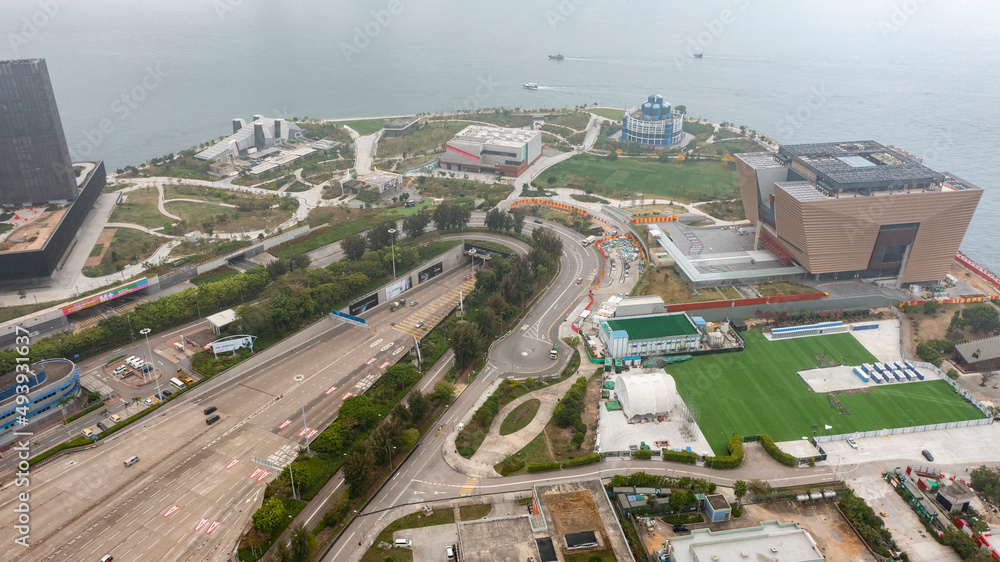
[523,83,539,90]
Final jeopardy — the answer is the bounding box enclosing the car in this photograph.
[673,524,689,533]
[154,393,164,401]
[110,414,122,424]
[163,389,173,397]
[577,277,583,284]
[96,422,108,431]
[100,555,113,562]
[204,406,217,415]
[113,366,128,375]
[415,321,424,329]
[847,438,858,449]
[446,545,456,560]
[143,398,153,406]
[206,414,221,425]
[922,449,934,462]
[410,301,418,307]
[81,428,93,438]
[534,219,543,224]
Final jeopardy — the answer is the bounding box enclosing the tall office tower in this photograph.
[0,58,79,205]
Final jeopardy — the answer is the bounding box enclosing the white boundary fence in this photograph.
[814,359,994,443]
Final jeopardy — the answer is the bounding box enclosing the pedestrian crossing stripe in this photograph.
[460,478,478,495]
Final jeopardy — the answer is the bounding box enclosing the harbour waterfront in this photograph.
[1,0,997,271]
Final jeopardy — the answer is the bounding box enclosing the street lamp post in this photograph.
[388,228,397,279]
[387,443,397,472]
[126,314,135,341]
[294,374,310,454]
[140,328,164,401]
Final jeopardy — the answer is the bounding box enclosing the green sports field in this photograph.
[667,331,985,454]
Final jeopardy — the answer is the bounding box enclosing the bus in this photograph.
[169,377,186,390]
[550,343,559,360]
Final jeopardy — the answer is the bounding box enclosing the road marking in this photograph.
[225,458,240,469]
[257,470,271,482]
[249,468,263,480]
[307,429,319,440]
[279,419,293,429]
[193,517,209,532]
[380,343,393,352]
[393,346,406,356]
[379,361,390,369]
[341,391,355,400]
[324,385,339,395]
[205,520,222,535]
[365,357,377,365]
[162,505,180,518]
[369,338,383,348]
[298,427,311,437]
[460,478,478,495]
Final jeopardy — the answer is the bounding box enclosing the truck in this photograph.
[550,342,559,360]
[390,298,407,311]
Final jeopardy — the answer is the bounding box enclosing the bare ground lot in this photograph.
[747,500,877,562]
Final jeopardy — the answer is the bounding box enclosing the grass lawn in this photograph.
[110,187,169,228]
[459,503,493,520]
[191,267,238,286]
[668,331,985,454]
[634,267,730,304]
[755,281,817,296]
[331,118,385,136]
[500,399,540,436]
[589,107,626,120]
[540,154,737,203]
[167,200,292,234]
[696,138,767,156]
[82,228,162,277]
[377,121,467,159]
[167,200,233,224]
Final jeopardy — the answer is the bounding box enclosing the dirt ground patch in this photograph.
[747,500,877,561]
[545,490,606,539]
[85,228,116,267]
[952,261,1000,297]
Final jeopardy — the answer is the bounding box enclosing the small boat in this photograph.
[548,53,564,60]
[523,83,539,90]
[692,52,703,58]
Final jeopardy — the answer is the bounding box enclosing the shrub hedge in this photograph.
[662,450,698,464]
[705,435,744,469]
[761,434,797,466]
[633,450,652,460]
[526,453,601,472]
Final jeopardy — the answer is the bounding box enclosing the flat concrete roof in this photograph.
[606,313,698,340]
[670,520,824,562]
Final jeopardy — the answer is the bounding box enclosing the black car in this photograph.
[204,406,217,415]
[534,219,543,224]
[96,422,108,431]
[163,389,172,397]
[922,449,934,462]
[673,525,689,533]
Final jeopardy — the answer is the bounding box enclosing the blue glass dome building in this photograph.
[621,94,684,146]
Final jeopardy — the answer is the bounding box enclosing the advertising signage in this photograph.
[418,262,443,284]
[62,278,150,316]
[385,277,412,300]
[349,293,379,316]
[210,335,256,356]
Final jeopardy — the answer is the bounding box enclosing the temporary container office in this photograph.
[861,363,872,374]
[871,372,882,384]
[894,361,906,371]
[853,367,869,382]
[902,370,912,381]
[892,371,902,382]
[904,360,916,370]
[873,363,885,375]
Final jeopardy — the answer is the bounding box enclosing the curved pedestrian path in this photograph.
[161,198,236,208]
[105,222,180,238]
[443,368,581,478]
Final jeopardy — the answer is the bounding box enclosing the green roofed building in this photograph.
[598,312,702,358]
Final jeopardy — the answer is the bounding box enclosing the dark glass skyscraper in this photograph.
[0,58,79,205]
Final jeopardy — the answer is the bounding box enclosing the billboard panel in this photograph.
[385,277,412,300]
[418,262,443,284]
[349,293,379,316]
[211,336,255,354]
[62,278,150,316]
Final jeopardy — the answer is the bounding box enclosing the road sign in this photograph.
[331,309,366,325]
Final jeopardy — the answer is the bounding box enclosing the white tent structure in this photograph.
[613,371,678,423]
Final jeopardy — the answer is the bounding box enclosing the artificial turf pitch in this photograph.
[667,331,985,454]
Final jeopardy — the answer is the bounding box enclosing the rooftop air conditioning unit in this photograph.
[771,547,779,553]
[741,552,750,558]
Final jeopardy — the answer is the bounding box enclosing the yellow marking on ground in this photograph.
[460,478,479,495]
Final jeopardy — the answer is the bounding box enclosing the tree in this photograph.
[922,300,939,314]
[339,394,379,431]
[475,307,501,340]
[400,192,410,202]
[962,304,1000,335]
[341,233,367,261]
[407,390,429,421]
[747,479,772,497]
[274,540,292,562]
[343,446,374,497]
[511,210,526,235]
[734,480,748,505]
[17,289,26,303]
[288,521,316,562]
[365,219,396,250]
[451,322,485,368]
[402,210,430,239]
[669,489,695,512]
[432,380,455,403]
[981,371,998,387]
[252,496,286,535]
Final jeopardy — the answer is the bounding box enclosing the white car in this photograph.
[847,438,858,449]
